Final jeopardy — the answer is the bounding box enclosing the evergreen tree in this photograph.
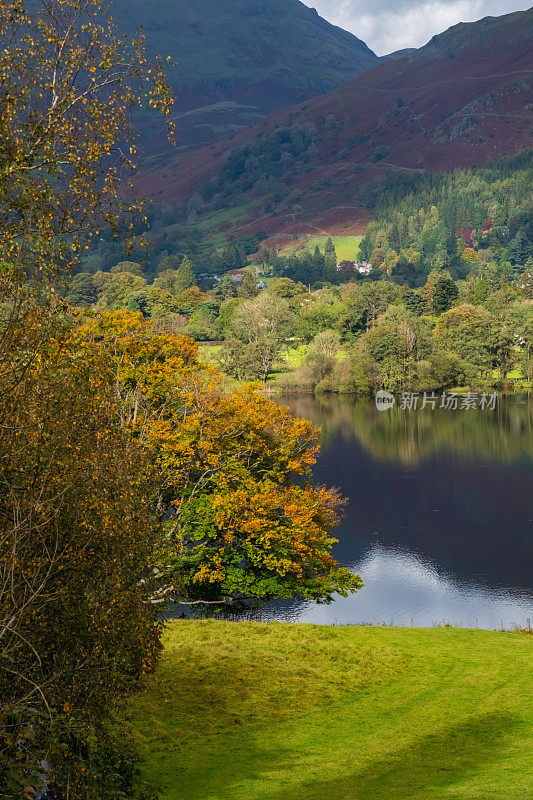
[389,224,401,252]
[238,271,260,298]
[508,230,531,266]
[445,231,458,257]
[311,246,326,284]
[324,237,336,256]
[324,238,338,283]
[404,288,423,315]
[433,275,459,316]
[213,275,238,300]
[175,256,197,294]
[358,236,372,261]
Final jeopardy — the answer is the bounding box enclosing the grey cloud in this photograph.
[303,1,531,54]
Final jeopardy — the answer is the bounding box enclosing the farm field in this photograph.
[279,235,362,262]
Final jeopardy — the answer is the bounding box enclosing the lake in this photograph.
[266,393,533,630]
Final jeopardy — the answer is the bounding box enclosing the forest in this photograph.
[65,152,533,397]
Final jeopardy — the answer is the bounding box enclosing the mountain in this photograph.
[112,0,378,152]
[137,8,533,242]
[380,48,417,62]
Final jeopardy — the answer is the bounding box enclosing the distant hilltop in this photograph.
[111,0,378,152]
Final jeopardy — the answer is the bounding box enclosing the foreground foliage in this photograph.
[0,1,173,795]
[0,290,160,796]
[83,310,361,606]
[132,621,533,800]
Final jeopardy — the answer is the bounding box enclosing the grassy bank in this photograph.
[130,622,532,800]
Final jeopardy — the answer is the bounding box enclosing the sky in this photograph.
[302,1,532,55]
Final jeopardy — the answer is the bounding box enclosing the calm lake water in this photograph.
[265,393,533,630]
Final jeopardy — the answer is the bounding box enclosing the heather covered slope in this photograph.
[112,0,378,152]
[137,9,533,239]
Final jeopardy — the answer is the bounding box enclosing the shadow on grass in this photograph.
[269,710,517,800]
[149,708,517,800]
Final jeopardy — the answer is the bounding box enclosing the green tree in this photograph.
[268,277,308,299]
[324,238,338,283]
[404,288,423,315]
[238,271,260,298]
[518,267,533,299]
[110,260,143,276]
[66,273,97,307]
[434,304,509,376]
[507,230,531,266]
[306,330,340,384]
[432,275,459,315]
[174,256,197,294]
[213,275,238,300]
[94,270,147,310]
[222,293,291,380]
[154,268,181,295]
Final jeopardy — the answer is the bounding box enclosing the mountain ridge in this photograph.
[136,8,533,242]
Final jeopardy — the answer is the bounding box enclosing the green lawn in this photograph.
[279,344,308,367]
[130,621,532,800]
[281,235,362,262]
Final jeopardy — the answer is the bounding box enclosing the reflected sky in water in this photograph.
[268,394,533,629]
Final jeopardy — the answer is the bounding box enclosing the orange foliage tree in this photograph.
[83,311,363,607]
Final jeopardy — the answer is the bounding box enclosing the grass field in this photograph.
[130,621,532,800]
[280,235,362,262]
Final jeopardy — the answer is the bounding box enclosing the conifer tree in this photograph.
[175,256,197,294]
[324,238,338,283]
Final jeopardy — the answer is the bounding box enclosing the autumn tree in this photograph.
[0,0,173,272]
[0,1,173,796]
[0,309,160,797]
[82,311,362,607]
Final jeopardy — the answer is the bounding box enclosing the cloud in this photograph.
[303,0,531,54]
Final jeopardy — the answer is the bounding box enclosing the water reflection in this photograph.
[267,394,533,629]
[266,545,532,629]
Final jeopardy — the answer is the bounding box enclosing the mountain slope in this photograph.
[112,0,378,152]
[137,9,533,240]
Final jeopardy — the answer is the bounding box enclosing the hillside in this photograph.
[111,0,378,152]
[137,8,533,242]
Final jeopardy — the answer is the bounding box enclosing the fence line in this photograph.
[246,615,532,631]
